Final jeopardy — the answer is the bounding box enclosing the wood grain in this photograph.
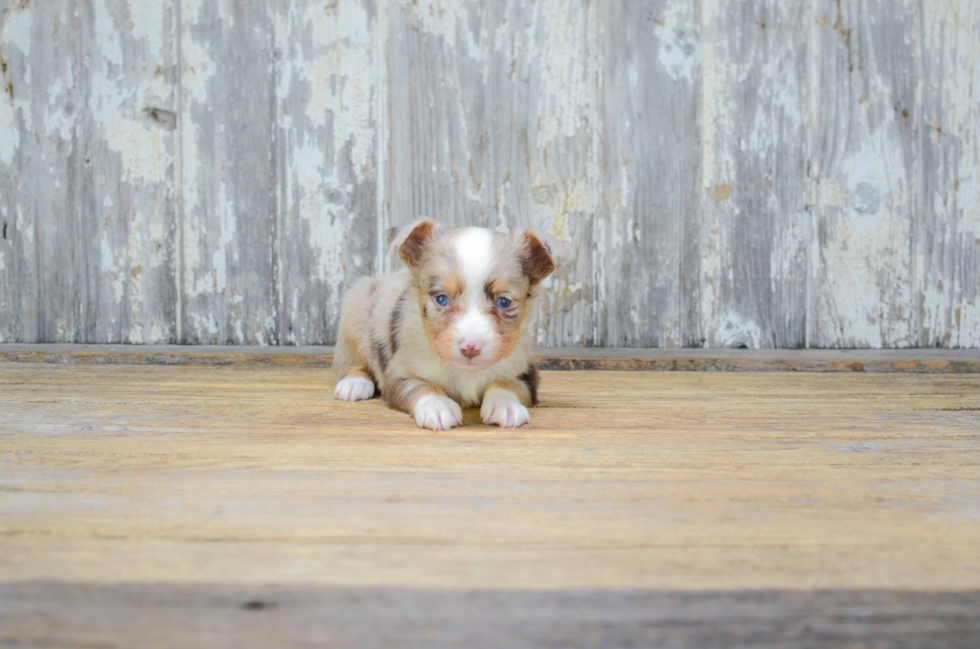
[179,0,279,344]
[3,344,980,372]
[2,584,978,648]
[919,1,980,348]
[809,0,919,348]
[1,363,979,591]
[2,363,980,643]
[1,2,78,343]
[3,1,980,348]
[78,0,179,344]
[275,0,381,346]
[485,0,598,346]
[701,0,809,348]
[386,0,597,345]
[599,0,702,348]
[386,0,488,231]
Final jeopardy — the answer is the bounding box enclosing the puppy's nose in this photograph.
[459,341,483,359]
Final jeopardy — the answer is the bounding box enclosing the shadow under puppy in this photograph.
[333,219,569,430]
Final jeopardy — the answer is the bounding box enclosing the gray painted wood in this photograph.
[179,0,279,344]
[919,1,980,348]
[0,2,178,345]
[78,0,178,343]
[2,0,980,348]
[385,0,485,231]
[2,584,979,649]
[275,0,381,346]
[1,2,78,343]
[700,0,809,349]
[599,0,702,347]
[809,0,919,348]
[386,0,596,346]
[482,0,598,346]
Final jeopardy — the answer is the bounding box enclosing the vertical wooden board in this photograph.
[809,0,918,348]
[0,2,79,343]
[700,0,809,349]
[76,0,177,343]
[388,0,597,346]
[919,2,980,348]
[482,0,598,346]
[386,0,487,234]
[179,0,278,344]
[599,0,702,347]
[275,0,379,345]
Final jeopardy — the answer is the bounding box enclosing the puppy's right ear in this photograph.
[386,218,438,269]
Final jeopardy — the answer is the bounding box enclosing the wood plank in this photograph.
[1,584,978,649]
[385,0,486,231]
[809,0,919,347]
[2,363,980,643]
[1,365,979,591]
[386,0,596,345]
[76,0,178,343]
[0,0,38,343]
[919,1,980,348]
[0,2,78,343]
[178,0,278,344]
[700,0,809,348]
[599,0,702,347]
[2,344,980,372]
[482,0,598,346]
[275,0,381,345]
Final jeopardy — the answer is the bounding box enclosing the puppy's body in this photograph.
[333,222,566,430]
[335,266,533,407]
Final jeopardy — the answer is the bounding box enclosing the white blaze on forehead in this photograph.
[454,228,494,300]
[453,228,496,349]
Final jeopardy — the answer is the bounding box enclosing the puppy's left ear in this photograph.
[521,231,571,285]
[387,218,439,269]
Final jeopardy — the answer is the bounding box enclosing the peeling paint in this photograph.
[409,0,481,60]
[126,0,166,55]
[529,0,592,147]
[0,84,18,165]
[919,0,980,348]
[714,312,764,349]
[291,141,347,287]
[655,0,700,83]
[1,6,33,56]
[90,1,169,184]
[2,0,979,348]
[303,1,373,177]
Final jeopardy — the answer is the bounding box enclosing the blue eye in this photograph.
[435,294,449,307]
[496,297,512,309]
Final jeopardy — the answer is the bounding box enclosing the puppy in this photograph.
[332,219,569,430]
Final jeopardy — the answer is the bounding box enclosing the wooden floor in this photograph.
[1,361,979,647]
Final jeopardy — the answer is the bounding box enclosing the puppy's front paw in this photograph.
[334,376,376,402]
[481,388,530,428]
[414,394,463,431]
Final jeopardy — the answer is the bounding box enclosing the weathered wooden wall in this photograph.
[1,0,977,347]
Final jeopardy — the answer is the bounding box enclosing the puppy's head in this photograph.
[388,220,569,371]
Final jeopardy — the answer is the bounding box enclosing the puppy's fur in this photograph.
[333,220,569,430]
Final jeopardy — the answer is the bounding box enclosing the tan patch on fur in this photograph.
[384,378,445,414]
[341,366,374,382]
[437,270,462,297]
[485,378,533,407]
[489,277,510,295]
